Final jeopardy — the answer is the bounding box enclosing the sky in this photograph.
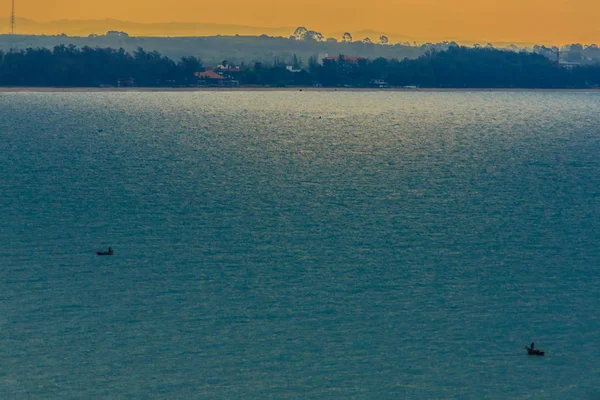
[7,0,600,43]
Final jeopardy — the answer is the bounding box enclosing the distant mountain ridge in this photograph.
[0,17,548,50]
[0,18,296,38]
[0,18,417,43]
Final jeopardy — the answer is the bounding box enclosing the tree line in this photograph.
[0,45,202,87]
[291,26,390,45]
[1,45,600,88]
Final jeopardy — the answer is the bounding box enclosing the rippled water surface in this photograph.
[1,91,599,398]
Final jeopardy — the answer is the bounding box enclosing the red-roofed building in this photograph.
[196,69,225,80]
[195,69,226,86]
[195,68,240,87]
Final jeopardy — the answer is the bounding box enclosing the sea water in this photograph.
[0,91,599,399]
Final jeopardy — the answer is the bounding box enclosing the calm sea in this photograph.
[0,91,599,399]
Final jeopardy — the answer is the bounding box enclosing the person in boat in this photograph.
[108,247,112,253]
[530,342,535,350]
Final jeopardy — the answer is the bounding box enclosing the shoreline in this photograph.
[1,86,599,93]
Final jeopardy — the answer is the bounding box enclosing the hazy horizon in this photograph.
[0,14,596,45]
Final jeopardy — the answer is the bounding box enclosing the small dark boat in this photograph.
[96,248,113,256]
[526,346,544,356]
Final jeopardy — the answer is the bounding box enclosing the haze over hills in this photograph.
[2,24,597,69]
[0,18,294,38]
[1,17,598,68]
[0,18,417,43]
[0,32,427,67]
[0,17,545,47]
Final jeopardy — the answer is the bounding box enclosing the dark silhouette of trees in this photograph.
[0,32,428,66]
[178,56,203,84]
[1,45,600,88]
[305,31,325,42]
[0,46,202,86]
[106,31,129,37]
[292,54,302,69]
[389,47,570,88]
[291,27,324,42]
[292,27,308,40]
[246,47,600,88]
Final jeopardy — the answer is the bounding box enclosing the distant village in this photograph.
[110,28,600,88]
[186,55,393,88]
[150,46,600,89]
[2,26,600,89]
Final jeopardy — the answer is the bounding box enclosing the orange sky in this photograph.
[8,0,600,43]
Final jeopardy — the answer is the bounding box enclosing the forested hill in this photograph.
[0,34,426,66]
[1,45,599,88]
